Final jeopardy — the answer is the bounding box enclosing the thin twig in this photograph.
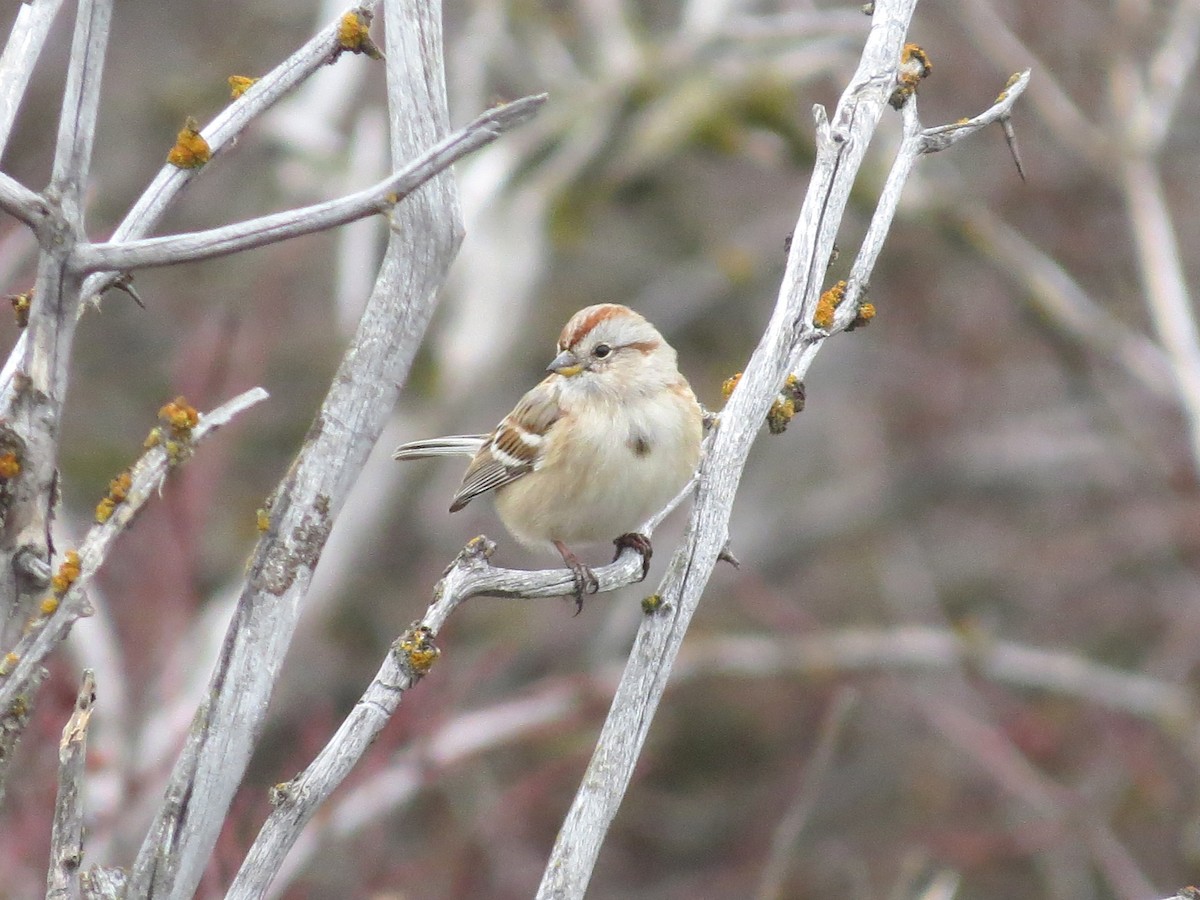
[46,669,96,900]
[70,95,546,274]
[0,388,269,714]
[75,0,384,302]
[755,687,859,900]
[0,0,67,159]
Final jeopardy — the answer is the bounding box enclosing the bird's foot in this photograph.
[554,540,599,615]
[613,532,653,580]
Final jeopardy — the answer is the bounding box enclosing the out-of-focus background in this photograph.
[2,0,1199,897]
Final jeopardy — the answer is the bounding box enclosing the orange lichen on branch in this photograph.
[0,452,20,479]
[39,596,58,616]
[336,9,383,60]
[721,372,742,401]
[95,470,132,524]
[50,551,81,596]
[228,75,258,99]
[167,117,211,169]
[890,43,932,109]
[159,396,199,437]
[0,651,18,676]
[848,301,876,332]
[256,508,271,532]
[8,291,31,328]
[814,280,847,330]
[767,375,806,435]
[397,624,439,676]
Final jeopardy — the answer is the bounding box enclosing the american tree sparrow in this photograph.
[393,303,703,608]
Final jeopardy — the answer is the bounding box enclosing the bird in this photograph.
[392,303,703,610]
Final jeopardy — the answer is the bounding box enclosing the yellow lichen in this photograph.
[0,651,18,676]
[641,594,664,614]
[228,75,258,99]
[397,624,439,676]
[814,280,847,330]
[95,497,116,524]
[40,596,58,616]
[721,372,742,400]
[0,452,20,479]
[159,396,200,436]
[166,117,211,169]
[8,291,31,328]
[144,426,162,449]
[768,375,806,435]
[337,9,383,59]
[51,550,81,596]
[890,43,932,109]
[256,508,270,532]
[109,471,132,503]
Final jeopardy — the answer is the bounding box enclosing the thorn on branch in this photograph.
[166,117,212,169]
[1000,114,1026,182]
[890,43,932,110]
[110,273,145,309]
[718,542,741,568]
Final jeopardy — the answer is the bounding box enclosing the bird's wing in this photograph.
[449,379,563,511]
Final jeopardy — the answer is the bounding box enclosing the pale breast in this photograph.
[494,389,702,547]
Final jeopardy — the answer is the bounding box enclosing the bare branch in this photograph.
[227,471,697,895]
[127,0,473,893]
[0,388,269,714]
[755,687,859,900]
[70,95,546,275]
[534,3,1033,893]
[0,170,48,230]
[75,0,383,302]
[46,669,95,900]
[1120,154,1200,472]
[0,0,67,159]
[1,0,113,652]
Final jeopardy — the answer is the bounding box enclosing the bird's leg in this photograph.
[553,539,599,614]
[613,532,652,580]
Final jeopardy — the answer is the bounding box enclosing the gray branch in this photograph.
[1,0,113,652]
[0,170,48,230]
[0,0,67,159]
[70,95,545,275]
[226,469,698,895]
[532,2,1025,894]
[125,1,488,895]
[76,0,383,302]
[46,668,96,900]
[0,388,269,715]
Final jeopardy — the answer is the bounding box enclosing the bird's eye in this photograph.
[594,343,612,359]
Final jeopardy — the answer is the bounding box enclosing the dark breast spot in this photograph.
[628,431,652,457]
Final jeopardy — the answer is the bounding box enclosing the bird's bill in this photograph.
[547,349,583,376]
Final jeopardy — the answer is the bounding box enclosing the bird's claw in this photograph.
[613,532,653,580]
[568,561,599,615]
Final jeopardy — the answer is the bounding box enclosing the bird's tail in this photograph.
[391,435,487,460]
